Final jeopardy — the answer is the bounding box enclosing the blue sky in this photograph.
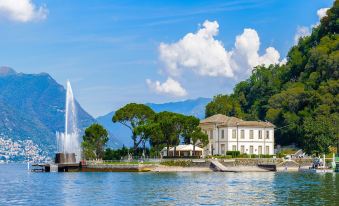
[0,0,334,117]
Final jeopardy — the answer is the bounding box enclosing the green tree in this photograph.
[143,123,164,157]
[112,103,155,154]
[181,115,209,156]
[302,115,338,155]
[181,115,200,144]
[103,146,128,160]
[205,94,244,118]
[82,123,109,160]
[190,128,208,156]
[154,111,184,156]
[134,121,160,157]
[203,0,339,151]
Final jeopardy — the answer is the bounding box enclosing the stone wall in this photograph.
[83,163,155,172]
[219,158,313,167]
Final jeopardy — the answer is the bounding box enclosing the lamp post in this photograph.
[236,122,239,151]
[264,125,266,155]
[217,123,220,155]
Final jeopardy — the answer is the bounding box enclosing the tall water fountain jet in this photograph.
[56,81,81,163]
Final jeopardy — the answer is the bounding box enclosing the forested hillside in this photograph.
[206,1,338,154]
[0,67,94,153]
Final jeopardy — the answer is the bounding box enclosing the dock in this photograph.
[31,163,81,172]
[31,164,46,172]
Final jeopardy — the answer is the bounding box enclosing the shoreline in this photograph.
[151,165,293,172]
[83,164,307,173]
[26,159,316,173]
[26,163,312,173]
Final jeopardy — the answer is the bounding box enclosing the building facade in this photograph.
[199,114,275,156]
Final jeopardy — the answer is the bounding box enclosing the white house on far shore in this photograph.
[199,114,275,156]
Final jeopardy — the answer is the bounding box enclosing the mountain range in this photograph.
[0,66,211,152]
[0,67,94,153]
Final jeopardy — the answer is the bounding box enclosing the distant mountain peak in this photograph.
[145,97,210,105]
[0,68,95,155]
[0,67,17,76]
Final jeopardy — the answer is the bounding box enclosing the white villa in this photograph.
[199,114,275,156]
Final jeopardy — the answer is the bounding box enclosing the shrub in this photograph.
[207,155,233,159]
[238,153,250,158]
[225,155,233,159]
[162,156,200,159]
[103,146,150,160]
[226,151,240,158]
[280,148,297,155]
[236,154,275,158]
[276,152,286,158]
[260,154,275,158]
[160,160,192,167]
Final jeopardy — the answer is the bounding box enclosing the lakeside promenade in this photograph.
[80,158,315,172]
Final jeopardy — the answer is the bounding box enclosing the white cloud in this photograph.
[231,28,281,75]
[317,8,329,20]
[159,20,282,80]
[294,6,330,44]
[150,20,283,96]
[146,78,187,97]
[0,0,48,22]
[294,26,311,44]
[279,58,287,66]
[159,20,233,78]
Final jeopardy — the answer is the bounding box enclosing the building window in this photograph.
[249,146,253,154]
[221,144,225,154]
[232,145,237,151]
[232,129,236,139]
[221,130,224,139]
[210,130,213,139]
[266,146,270,154]
[240,130,244,139]
[240,145,245,154]
[258,146,262,155]
[249,130,254,139]
[258,130,262,139]
[266,131,269,139]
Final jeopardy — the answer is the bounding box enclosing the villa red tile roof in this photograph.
[200,114,275,128]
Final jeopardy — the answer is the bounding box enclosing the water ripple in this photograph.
[0,164,338,206]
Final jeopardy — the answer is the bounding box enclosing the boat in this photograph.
[299,168,334,173]
[299,155,334,173]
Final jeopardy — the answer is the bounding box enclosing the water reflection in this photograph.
[0,164,338,206]
[273,172,338,205]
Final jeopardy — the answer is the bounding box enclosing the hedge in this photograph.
[226,151,240,158]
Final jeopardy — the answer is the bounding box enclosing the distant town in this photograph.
[0,136,50,163]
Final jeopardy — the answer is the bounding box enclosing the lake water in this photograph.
[0,164,338,206]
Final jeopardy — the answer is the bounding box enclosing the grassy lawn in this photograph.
[279,148,298,155]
